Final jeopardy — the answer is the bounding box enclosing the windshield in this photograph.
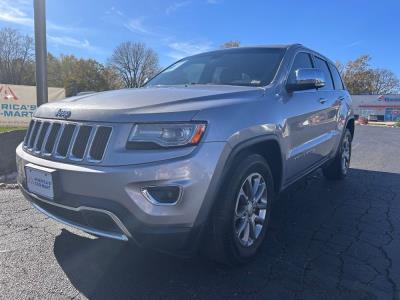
[146,48,286,88]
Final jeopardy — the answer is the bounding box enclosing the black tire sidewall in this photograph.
[338,129,352,177]
[214,154,274,264]
[323,129,352,180]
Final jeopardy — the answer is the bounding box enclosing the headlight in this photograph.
[127,123,206,149]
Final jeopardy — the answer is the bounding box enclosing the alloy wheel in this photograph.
[233,173,268,247]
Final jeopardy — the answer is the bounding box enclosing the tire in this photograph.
[205,153,275,265]
[323,129,352,180]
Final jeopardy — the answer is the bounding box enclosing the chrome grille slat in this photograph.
[22,119,112,163]
[56,124,76,157]
[40,122,53,153]
[24,120,35,147]
[84,126,99,161]
[89,126,112,161]
[27,121,41,149]
[44,123,61,155]
[32,122,44,150]
[53,123,66,156]
[71,125,92,160]
[66,125,80,158]
[25,120,35,147]
[33,122,48,152]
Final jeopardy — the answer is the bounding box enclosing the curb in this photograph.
[0,183,19,190]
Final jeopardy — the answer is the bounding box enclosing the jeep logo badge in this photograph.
[55,109,72,119]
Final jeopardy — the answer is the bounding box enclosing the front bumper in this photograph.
[16,141,227,253]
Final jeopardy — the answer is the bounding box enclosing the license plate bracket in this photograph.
[25,164,56,200]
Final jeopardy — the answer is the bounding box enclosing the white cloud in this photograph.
[0,0,33,26]
[46,35,107,56]
[168,41,213,60]
[0,0,102,54]
[105,7,152,35]
[166,1,191,15]
[47,35,94,51]
[124,17,151,34]
[0,0,87,34]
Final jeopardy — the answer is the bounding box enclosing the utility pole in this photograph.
[33,0,48,106]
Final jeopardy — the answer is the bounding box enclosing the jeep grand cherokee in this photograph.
[16,44,354,264]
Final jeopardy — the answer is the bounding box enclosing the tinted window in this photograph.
[288,52,313,84]
[329,63,344,90]
[314,57,334,90]
[147,48,286,87]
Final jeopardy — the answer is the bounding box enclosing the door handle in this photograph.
[319,98,327,104]
[337,96,345,102]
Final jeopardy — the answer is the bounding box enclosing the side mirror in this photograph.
[286,68,326,92]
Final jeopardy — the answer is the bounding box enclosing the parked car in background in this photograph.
[16,44,354,264]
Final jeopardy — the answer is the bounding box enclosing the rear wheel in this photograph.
[323,129,352,180]
[206,154,275,265]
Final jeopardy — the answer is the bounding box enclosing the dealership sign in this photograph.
[0,84,65,127]
[378,95,400,102]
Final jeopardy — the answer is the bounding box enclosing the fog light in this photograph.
[141,186,182,205]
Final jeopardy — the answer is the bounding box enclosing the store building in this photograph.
[352,94,400,121]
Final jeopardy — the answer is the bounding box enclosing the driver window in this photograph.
[288,52,313,84]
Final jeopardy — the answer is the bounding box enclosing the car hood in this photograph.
[34,85,264,123]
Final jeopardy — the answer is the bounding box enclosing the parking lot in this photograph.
[0,125,399,299]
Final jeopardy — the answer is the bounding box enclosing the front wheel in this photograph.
[323,129,352,180]
[206,154,275,265]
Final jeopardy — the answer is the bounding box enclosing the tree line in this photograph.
[0,29,399,96]
[0,28,160,96]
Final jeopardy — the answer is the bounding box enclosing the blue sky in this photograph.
[1,0,400,76]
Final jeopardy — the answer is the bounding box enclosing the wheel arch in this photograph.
[193,135,284,231]
[222,135,284,195]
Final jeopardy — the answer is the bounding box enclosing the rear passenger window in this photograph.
[329,63,344,90]
[288,52,313,84]
[314,57,334,90]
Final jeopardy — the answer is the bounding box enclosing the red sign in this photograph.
[0,86,19,101]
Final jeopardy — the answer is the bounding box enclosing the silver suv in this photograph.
[16,44,354,264]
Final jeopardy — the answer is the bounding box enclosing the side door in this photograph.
[312,56,341,156]
[328,62,351,152]
[282,52,331,182]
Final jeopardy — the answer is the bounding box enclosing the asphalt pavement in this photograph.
[0,125,399,299]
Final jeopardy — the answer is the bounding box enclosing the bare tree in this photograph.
[0,28,35,85]
[108,42,159,88]
[221,40,240,49]
[370,69,399,94]
[337,55,400,94]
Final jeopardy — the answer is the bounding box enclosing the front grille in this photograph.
[71,126,92,159]
[28,121,41,149]
[56,124,76,157]
[35,122,50,152]
[23,119,112,163]
[89,127,112,161]
[44,123,61,154]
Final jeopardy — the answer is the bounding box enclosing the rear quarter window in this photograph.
[329,63,344,90]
